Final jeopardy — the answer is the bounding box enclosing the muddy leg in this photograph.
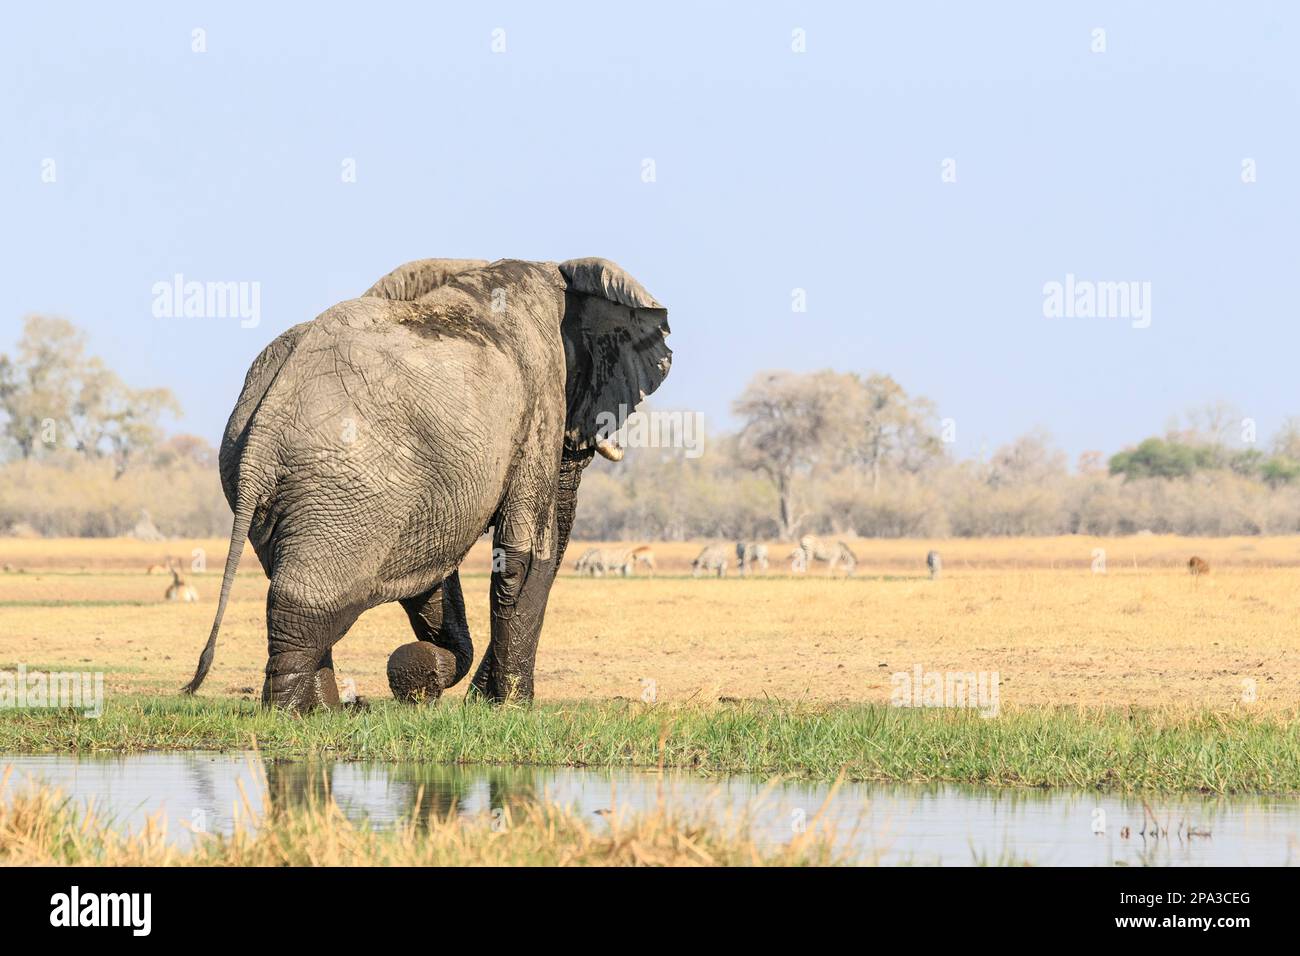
[390,572,473,702]
[262,575,359,713]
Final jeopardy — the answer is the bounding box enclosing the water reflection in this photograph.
[261,758,540,828]
[2,751,1296,865]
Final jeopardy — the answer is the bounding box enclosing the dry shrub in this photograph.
[0,457,228,538]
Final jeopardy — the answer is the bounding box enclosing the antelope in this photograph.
[164,562,199,602]
[628,545,656,576]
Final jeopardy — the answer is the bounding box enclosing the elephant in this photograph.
[926,549,942,580]
[261,759,540,830]
[692,544,729,578]
[181,257,671,711]
[735,541,769,575]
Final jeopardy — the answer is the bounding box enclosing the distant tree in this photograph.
[1271,417,1300,461]
[987,429,1066,488]
[1109,437,1215,480]
[1076,450,1106,476]
[853,373,943,492]
[1227,448,1266,478]
[0,356,18,451]
[0,316,85,457]
[100,386,182,478]
[1181,400,1241,449]
[734,370,856,540]
[152,433,219,469]
[0,316,180,474]
[1261,455,1300,488]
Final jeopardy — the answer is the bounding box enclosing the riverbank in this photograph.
[2,697,1295,793]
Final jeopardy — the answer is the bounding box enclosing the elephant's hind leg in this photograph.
[390,572,473,701]
[263,575,362,713]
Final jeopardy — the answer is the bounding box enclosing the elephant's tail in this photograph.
[181,494,256,696]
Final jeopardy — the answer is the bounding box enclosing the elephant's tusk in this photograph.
[595,437,624,462]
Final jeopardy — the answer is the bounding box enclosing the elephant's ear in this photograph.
[558,258,672,455]
[363,259,490,300]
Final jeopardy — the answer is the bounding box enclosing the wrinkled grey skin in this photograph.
[182,257,670,711]
[926,549,942,580]
[735,541,769,575]
[692,544,729,578]
[574,547,632,577]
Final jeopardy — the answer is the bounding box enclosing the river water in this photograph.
[2,751,1295,865]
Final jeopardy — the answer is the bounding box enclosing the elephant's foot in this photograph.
[263,580,362,713]
[393,572,473,707]
[468,653,533,705]
[387,641,458,703]
[262,654,342,713]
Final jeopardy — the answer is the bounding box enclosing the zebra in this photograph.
[794,535,857,576]
[926,550,942,580]
[692,544,730,578]
[574,548,604,576]
[574,548,633,577]
[735,541,769,575]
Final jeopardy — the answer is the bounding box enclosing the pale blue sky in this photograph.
[2,2,1297,463]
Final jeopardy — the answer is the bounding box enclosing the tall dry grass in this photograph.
[0,766,841,867]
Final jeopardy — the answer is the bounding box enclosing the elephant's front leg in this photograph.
[471,501,559,704]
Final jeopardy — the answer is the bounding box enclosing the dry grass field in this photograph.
[1,535,1298,711]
